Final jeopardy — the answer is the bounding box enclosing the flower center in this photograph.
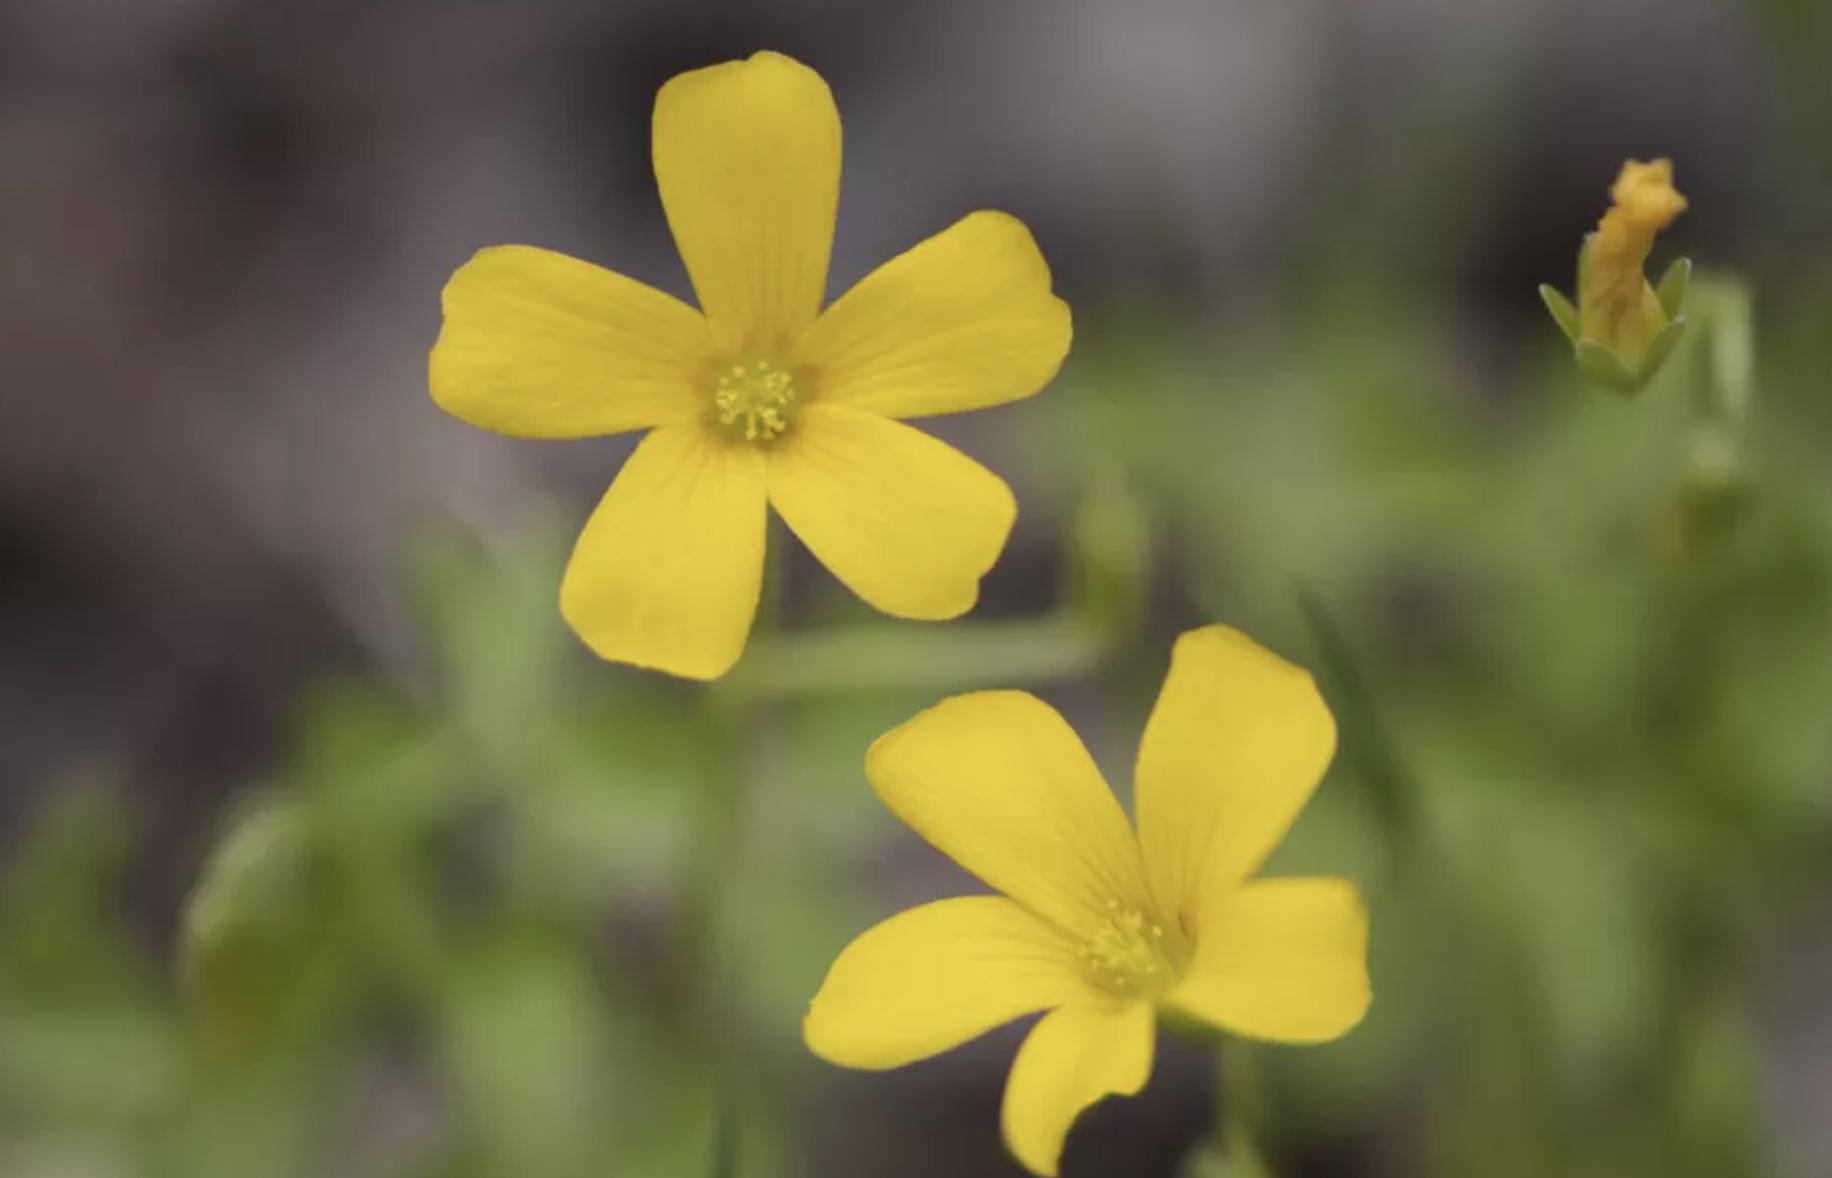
[714,358,799,442]
[1080,901,1183,999]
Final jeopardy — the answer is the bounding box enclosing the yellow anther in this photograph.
[713,358,800,442]
[1080,904,1184,998]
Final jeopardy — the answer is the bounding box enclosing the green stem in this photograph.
[1295,586,1421,875]
[722,612,1107,700]
[677,523,797,1169]
[1216,1042,1271,1175]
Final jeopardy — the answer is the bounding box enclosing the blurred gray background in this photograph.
[4,1,1831,1175]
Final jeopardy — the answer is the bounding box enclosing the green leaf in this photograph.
[180,795,329,1058]
[407,526,573,760]
[0,784,182,1125]
[439,937,615,1178]
[0,782,135,1000]
[1539,284,1581,344]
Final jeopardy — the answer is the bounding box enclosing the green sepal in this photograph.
[1656,257,1692,321]
[1575,338,1642,395]
[1638,315,1689,385]
[1540,284,1581,343]
[1569,315,1688,397]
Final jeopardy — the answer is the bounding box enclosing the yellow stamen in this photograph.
[714,358,799,442]
[1080,900,1184,999]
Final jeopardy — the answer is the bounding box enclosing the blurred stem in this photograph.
[1295,586,1420,873]
[722,613,1107,699]
[708,1065,741,1178]
[1216,1043,1273,1177]
[683,703,749,1028]
[703,518,788,895]
[1667,275,1757,557]
[676,523,792,1160]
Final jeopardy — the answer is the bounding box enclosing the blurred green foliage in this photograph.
[5,265,1832,1178]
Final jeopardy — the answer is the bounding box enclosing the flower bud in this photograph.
[1540,159,1691,394]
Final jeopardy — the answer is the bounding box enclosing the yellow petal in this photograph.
[429,246,714,438]
[767,406,1015,620]
[559,426,766,679]
[652,51,840,355]
[864,691,1153,938]
[797,211,1072,419]
[1001,1001,1155,1177]
[1165,877,1370,1044]
[804,897,1094,1070]
[1133,626,1337,928]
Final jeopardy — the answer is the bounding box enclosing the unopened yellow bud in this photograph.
[1583,160,1687,359]
[1540,158,1692,395]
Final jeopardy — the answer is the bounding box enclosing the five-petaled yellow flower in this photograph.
[805,626,1371,1177]
[429,51,1071,679]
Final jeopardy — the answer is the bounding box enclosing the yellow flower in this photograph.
[429,52,1071,679]
[1541,158,1691,394]
[804,626,1370,1177]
